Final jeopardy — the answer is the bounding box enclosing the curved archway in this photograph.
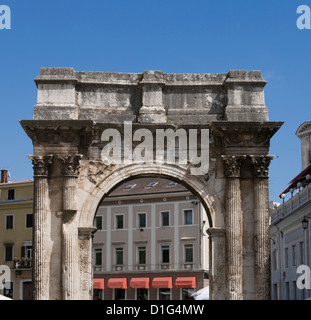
[78,163,224,231]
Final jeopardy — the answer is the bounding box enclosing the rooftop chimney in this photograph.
[1,170,8,183]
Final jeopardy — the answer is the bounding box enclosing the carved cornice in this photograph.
[210,122,283,149]
[250,155,274,178]
[58,155,83,177]
[29,155,53,177]
[222,155,245,178]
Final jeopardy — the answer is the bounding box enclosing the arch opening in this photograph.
[91,174,211,300]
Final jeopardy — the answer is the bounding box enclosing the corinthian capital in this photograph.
[58,155,82,177]
[250,155,274,178]
[29,155,53,177]
[222,155,245,178]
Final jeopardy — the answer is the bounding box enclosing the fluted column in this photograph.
[58,155,82,211]
[59,154,82,300]
[29,155,53,300]
[222,155,244,300]
[251,155,273,300]
[79,227,97,300]
[207,227,226,300]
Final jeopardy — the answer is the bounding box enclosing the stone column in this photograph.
[58,155,82,300]
[79,227,97,300]
[58,155,82,211]
[222,155,244,300]
[29,155,53,300]
[250,155,273,300]
[207,227,226,300]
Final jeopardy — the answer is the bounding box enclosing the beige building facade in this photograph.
[0,170,33,300]
[93,177,209,300]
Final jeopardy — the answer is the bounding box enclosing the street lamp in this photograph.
[280,193,286,203]
[297,182,302,191]
[302,216,311,230]
[290,188,295,197]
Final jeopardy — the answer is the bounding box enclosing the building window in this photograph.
[7,189,15,200]
[124,184,136,190]
[272,249,278,271]
[161,245,170,264]
[115,215,124,229]
[292,244,296,266]
[299,242,304,264]
[285,282,290,300]
[293,281,297,300]
[182,288,195,300]
[138,213,146,228]
[185,244,194,263]
[115,248,123,265]
[138,247,146,265]
[5,215,14,230]
[95,249,102,266]
[4,244,13,261]
[273,283,279,300]
[161,211,169,226]
[21,244,32,259]
[145,182,158,189]
[137,289,148,300]
[26,214,33,228]
[3,281,13,299]
[115,289,125,300]
[94,216,103,230]
[285,247,289,268]
[184,209,193,225]
[93,289,103,300]
[159,288,171,300]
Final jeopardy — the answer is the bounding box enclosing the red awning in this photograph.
[107,278,127,289]
[175,277,196,288]
[152,277,172,288]
[93,278,105,289]
[130,277,150,289]
[279,163,311,197]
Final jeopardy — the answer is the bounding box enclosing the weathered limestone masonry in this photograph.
[20,68,282,300]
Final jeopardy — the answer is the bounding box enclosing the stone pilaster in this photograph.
[58,155,82,211]
[222,155,244,300]
[29,155,53,300]
[58,154,82,300]
[79,227,97,300]
[138,70,166,123]
[207,227,226,300]
[250,155,273,300]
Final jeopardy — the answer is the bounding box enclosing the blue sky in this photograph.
[0,0,310,202]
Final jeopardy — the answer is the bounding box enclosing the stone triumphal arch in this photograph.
[20,68,282,300]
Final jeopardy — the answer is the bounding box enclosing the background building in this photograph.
[0,170,33,300]
[270,121,311,300]
[93,177,209,300]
